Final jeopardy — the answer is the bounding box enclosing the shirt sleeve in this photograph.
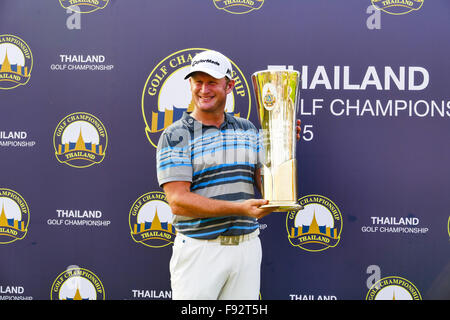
[156,128,193,187]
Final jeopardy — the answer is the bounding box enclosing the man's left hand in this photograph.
[296,119,301,141]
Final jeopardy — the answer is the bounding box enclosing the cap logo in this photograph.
[192,59,220,67]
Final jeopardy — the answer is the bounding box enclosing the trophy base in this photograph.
[260,202,303,212]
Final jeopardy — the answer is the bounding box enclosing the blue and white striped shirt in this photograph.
[156,112,262,239]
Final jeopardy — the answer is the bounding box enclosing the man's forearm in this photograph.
[163,172,272,220]
[168,190,243,219]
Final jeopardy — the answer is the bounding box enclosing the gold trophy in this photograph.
[252,66,303,212]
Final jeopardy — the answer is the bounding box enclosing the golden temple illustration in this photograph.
[0,49,28,77]
[57,128,103,155]
[0,203,25,231]
[133,208,175,234]
[290,210,337,239]
[64,286,89,300]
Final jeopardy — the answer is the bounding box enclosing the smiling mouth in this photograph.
[199,96,214,102]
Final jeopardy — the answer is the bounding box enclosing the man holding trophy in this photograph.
[156,50,301,300]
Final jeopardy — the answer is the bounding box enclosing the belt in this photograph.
[177,229,260,246]
[207,229,260,246]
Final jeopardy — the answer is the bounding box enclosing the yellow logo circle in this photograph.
[371,0,424,15]
[213,0,264,14]
[286,195,342,252]
[59,0,109,13]
[0,35,33,90]
[51,267,105,300]
[53,112,108,168]
[129,192,176,248]
[366,276,422,300]
[0,188,29,244]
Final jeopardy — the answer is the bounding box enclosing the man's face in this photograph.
[189,72,234,114]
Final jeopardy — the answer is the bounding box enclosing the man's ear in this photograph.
[226,79,235,94]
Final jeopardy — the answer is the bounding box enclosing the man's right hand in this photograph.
[242,199,278,219]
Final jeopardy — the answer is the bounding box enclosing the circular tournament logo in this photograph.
[371,0,424,15]
[59,0,109,13]
[51,267,105,300]
[0,35,33,90]
[141,48,251,148]
[53,112,108,168]
[366,276,422,300]
[129,191,176,248]
[448,216,450,239]
[213,0,264,14]
[0,188,29,244]
[286,195,342,252]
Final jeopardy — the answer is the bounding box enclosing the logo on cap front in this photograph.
[192,58,220,67]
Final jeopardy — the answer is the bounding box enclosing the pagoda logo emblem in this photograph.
[213,0,264,14]
[0,35,33,90]
[53,112,108,168]
[51,266,105,300]
[448,216,450,239]
[129,191,176,248]
[371,0,424,15]
[0,188,29,244]
[59,0,109,13]
[366,276,422,300]
[286,195,342,252]
[141,48,251,148]
[447,217,450,237]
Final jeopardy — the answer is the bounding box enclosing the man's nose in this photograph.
[200,83,210,93]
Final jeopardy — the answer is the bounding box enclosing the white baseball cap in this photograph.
[184,50,233,80]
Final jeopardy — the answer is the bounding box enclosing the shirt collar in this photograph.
[181,112,235,130]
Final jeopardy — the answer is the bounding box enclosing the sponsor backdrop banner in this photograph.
[1,0,449,300]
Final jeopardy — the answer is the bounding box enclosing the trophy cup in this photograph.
[252,66,303,212]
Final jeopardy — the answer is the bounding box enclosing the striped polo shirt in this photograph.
[156,112,262,240]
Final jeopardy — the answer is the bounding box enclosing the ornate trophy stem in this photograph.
[252,66,303,212]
